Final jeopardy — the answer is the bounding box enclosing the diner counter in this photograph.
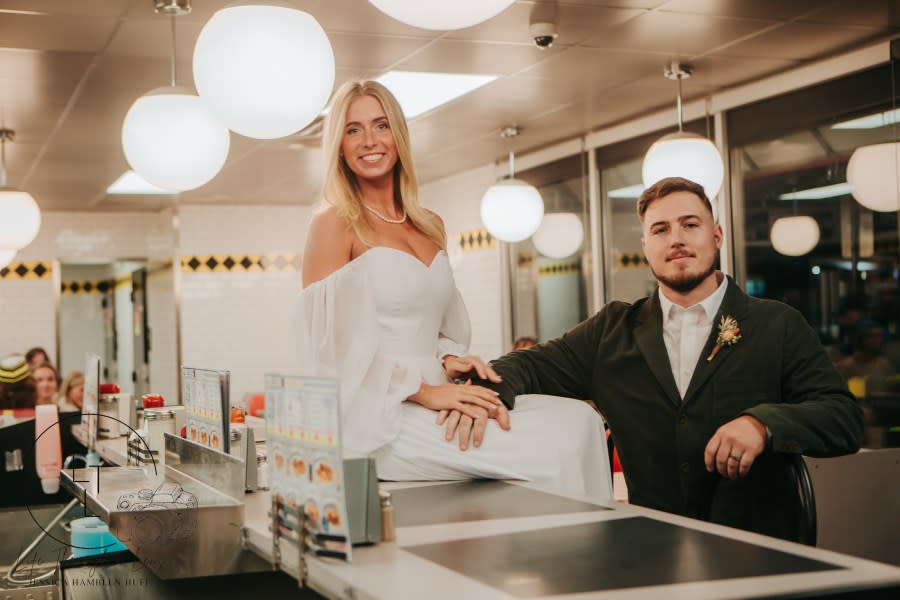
[81,435,900,599]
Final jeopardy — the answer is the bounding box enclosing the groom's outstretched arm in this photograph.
[473,308,607,409]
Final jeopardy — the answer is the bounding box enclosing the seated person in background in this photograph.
[512,336,538,350]
[836,320,895,384]
[57,371,85,412]
[0,354,36,411]
[25,347,50,370]
[455,177,864,540]
[296,79,611,500]
[31,362,59,406]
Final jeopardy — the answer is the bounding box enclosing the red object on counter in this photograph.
[247,394,265,418]
[230,405,245,424]
[99,383,120,394]
[142,394,164,409]
[180,425,187,439]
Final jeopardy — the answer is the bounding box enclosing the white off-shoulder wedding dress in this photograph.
[294,246,611,500]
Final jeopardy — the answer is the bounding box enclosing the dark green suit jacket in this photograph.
[486,277,864,540]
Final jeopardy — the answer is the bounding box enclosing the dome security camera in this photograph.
[530,21,558,49]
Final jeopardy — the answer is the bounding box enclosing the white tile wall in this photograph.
[146,267,178,404]
[0,279,56,360]
[420,164,506,360]
[177,205,314,403]
[59,292,105,376]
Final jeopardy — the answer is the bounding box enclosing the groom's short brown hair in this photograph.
[637,177,713,222]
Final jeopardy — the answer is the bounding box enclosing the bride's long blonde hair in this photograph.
[321,80,445,249]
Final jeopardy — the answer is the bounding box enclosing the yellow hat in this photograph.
[0,354,30,384]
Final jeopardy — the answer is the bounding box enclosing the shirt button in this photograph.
[681,462,690,473]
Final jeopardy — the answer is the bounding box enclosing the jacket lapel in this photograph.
[682,277,750,404]
[633,292,682,406]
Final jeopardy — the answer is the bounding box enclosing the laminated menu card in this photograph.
[265,374,352,562]
[182,366,230,454]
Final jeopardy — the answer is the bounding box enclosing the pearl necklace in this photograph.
[364,203,407,224]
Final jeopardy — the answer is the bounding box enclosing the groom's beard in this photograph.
[650,258,716,294]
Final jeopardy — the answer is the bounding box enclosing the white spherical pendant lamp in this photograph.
[481,179,544,243]
[0,248,17,269]
[847,143,900,212]
[0,129,41,250]
[643,131,724,199]
[641,63,724,199]
[193,3,335,139]
[122,87,230,191]
[770,216,820,257]
[532,212,584,259]
[368,0,516,30]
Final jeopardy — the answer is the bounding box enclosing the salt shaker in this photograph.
[380,490,395,542]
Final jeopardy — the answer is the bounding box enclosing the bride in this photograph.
[296,80,611,500]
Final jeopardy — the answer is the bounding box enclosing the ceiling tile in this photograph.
[445,2,644,46]
[582,11,777,55]
[329,33,432,70]
[389,39,554,76]
[718,22,888,61]
[686,54,800,88]
[657,0,824,21]
[800,0,900,28]
[0,13,118,52]
[0,0,131,18]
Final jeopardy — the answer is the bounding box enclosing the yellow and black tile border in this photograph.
[615,253,649,269]
[457,228,495,252]
[538,261,580,277]
[180,253,303,273]
[0,261,53,280]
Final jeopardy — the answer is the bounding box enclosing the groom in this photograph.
[451,176,863,540]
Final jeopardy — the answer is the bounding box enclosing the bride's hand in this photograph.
[442,354,502,382]
[408,382,502,421]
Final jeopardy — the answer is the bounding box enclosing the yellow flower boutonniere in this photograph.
[706,315,741,362]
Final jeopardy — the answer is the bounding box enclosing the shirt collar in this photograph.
[658,271,729,322]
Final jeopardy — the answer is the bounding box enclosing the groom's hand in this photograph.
[437,404,510,450]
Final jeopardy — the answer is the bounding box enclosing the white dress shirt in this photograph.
[658,274,728,399]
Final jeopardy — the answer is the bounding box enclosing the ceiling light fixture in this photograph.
[121,0,230,192]
[193,1,335,139]
[832,107,900,130]
[777,182,851,201]
[847,143,900,212]
[368,0,516,30]
[107,170,179,195]
[375,71,498,118]
[532,212,584,259]
[642,62,724,198]
[770,216,820,257]
[480,126,544,243]
[608,184,645,199]
[0,128,41,251]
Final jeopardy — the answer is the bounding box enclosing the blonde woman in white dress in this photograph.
[296,80,611,500]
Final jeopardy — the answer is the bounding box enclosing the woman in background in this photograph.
[57,371,85,412]
[296,80,610,499]
[32,362,59,406]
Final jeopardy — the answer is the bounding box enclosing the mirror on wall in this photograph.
[509,153,591,344]
[58,260,178,402]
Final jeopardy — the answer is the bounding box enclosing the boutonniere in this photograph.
[706,315,741,362]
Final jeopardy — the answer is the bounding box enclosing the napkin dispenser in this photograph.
[343,454,381,545]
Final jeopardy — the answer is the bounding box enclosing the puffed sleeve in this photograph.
[294,263,439,453]
[436,286,471,361]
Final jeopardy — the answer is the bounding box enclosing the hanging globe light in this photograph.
[368,0,516,30]
[847,143,900,212]
[532,213,584,259]
[642,63,724,199]
[121,3,229,192]
[0,248,17,269]
[193,3,335,139]
[122,86,230,191]
[0,129,41,251]
[481,179,544,243]
[481,127,544,243]
[770,216,820,257]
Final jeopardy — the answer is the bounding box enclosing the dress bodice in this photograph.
[362,247,453,358]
